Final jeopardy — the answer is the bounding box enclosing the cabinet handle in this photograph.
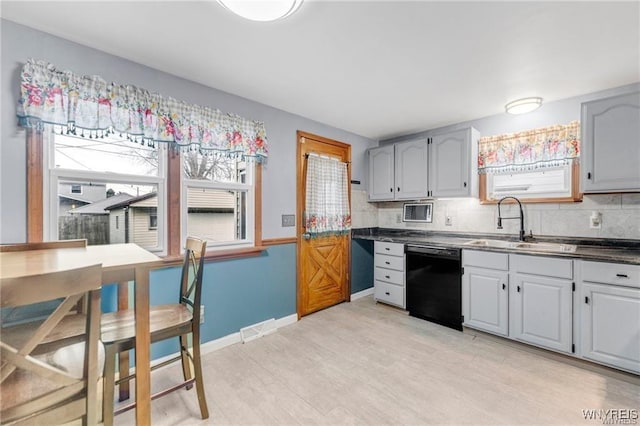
[385,261,390,265]
[585,296,590,304]
[463,182,467,187]
[385,292,390,295]
[385,275,391,279]
[502,283,506,290]
[385,247,390,251]
[587,172,592,180]
[616,273,629,278]
[397,187,400,192]
[517,285,521,292]
[390,187,393,192]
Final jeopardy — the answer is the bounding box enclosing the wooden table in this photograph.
[0,243,163,425]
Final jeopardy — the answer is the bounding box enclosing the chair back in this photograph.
[0,264,102,425]
[0,239,87,253]
[180,237,207,325]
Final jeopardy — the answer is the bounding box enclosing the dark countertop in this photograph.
[353,228,640,266]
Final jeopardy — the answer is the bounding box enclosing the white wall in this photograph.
[0,19,377,243]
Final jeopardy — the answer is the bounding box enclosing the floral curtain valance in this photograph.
[304,154,351,237]
[478,121,580,174]
[16,59,268,161]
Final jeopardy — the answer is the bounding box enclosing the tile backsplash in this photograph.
[351,189,640,240]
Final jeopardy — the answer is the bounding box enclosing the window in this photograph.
[480,161,581,203]
[29,127,261,258]
[182,153,255,249]
[44,128,165,251]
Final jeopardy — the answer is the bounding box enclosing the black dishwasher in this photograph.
[405,245,462,331]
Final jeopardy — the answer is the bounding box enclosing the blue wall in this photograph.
[137,244,297,360]
[351,239,374,294]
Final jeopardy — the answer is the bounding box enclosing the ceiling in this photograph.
[1,1,639,140]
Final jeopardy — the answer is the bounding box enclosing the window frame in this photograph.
[43,128,166,253]
[479,160,582,204]
[26,128,264,260]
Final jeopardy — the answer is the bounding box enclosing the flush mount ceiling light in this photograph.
[505,97,543,115]
[217,0,303,22]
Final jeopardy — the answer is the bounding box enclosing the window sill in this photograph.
[161,245,267,266]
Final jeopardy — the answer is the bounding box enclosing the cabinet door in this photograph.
[462,266,509,336]
[510,273,573,353]
[368,145,395,201]
[581,282,640,373]
[581,91,640,192]
[429,129,471,197]
[394,140,429,200]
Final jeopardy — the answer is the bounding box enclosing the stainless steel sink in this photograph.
[464,239,577,253]
[512,242,577,253]
[464,239,516,249]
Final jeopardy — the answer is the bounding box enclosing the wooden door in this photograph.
[297,131,351,317]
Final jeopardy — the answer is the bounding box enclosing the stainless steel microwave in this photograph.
[403,202,433,223]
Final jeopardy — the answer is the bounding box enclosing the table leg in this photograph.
[117,281,130,402]
[134,266,151,426]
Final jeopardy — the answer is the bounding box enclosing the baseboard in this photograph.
[350,287,374,301]
[149,312,298,368]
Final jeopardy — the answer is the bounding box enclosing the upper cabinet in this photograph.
[394,140,430,200]
[368,139,429,201]
[368,127,477,201]
[429,128,479,198]
[581,91,640,193]
[368,145,395,200]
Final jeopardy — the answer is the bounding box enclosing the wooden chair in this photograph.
[0,264,102,425]
[101,237,209,425]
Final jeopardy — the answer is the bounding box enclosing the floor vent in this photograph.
[240,318,277,343]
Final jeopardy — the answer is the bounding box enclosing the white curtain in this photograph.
[304,154,351,236]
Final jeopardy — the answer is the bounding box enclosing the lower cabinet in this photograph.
[510,273,573,353]
[580,261,640,374]
[462,265,508,336]
[509,255,574,354]
[463,250,575,355]
[373,241,405,309]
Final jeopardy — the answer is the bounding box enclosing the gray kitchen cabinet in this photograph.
[373,241,405,308]
[368,145,395,201]
[510,255,573,354]
[368,140,428,201]
[581,91,640,192]
[429,128,479,198]
[462,250,509,336]
[579,261,640,374]
[395,139,430,200]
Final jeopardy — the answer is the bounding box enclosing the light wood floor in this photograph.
[116,295,639,425]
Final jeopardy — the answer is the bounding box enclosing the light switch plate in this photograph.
[282,214,295,227]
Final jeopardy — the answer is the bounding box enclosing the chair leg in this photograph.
[118,349,130,401]
[179,334,193,390]
[192,328,209,419]
[102,344,117,426]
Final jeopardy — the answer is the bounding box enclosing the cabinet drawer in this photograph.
[581,261,640,289]
[374,241,404,256]
[374,280,404,307]
[463,250,508,270]
[374,267,404,285]
[374,254,404,271]
[510,254,573,280]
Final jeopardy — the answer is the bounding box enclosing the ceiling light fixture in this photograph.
[217,0,303,22]
[505,97,543,115]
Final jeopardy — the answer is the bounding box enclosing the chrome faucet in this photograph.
[497,196,526,241]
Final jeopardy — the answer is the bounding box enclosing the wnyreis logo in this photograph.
[582,409,638,425]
